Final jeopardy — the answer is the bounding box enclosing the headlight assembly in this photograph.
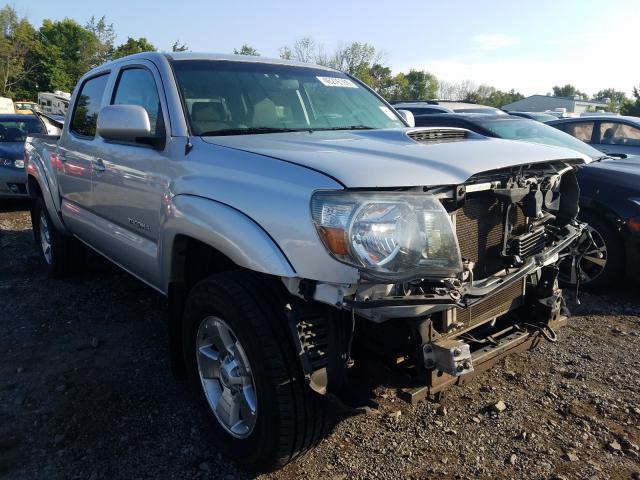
[1,158,24,168]
[311,191,462,280]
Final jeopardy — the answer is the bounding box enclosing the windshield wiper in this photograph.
[199,127,308,136]
[313,125,374,131]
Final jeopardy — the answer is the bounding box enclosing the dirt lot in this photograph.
[1,201,639,480]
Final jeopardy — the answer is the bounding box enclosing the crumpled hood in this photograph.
[203,128,586,188]
[0,142,25,160]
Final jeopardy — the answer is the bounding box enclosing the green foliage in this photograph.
[552,84,587,99]
[0,6,38,98]
[621,86,640,116]
[172,40,188,52]
[233,44,260,56]
[592,88,627,113]
[85,16,115,66]
[464,85,524,108]
[112,37,156,59]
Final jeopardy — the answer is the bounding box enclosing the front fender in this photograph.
[25,140,69,234]
[160,194,296,290]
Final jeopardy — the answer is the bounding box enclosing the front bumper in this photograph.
[347,223,584,321]
[0,166,28,198]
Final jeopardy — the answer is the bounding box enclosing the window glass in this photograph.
[0,118,44,142]
[172,60,403,136]
[112,68,163,136]
[599,122,640,146]
[476,118,602,160]
[563,121,594,142]
[70,75,108,137]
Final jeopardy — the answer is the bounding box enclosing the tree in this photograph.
[37,18,101,91]
[552,84,587,99]
[621,85,640,116]
[403,69,438,100]
[593,88,627,112]
[233,44,259,56]
[329,42,382,76]
[0,6,39,97]
[112,37,156,59]
[172,40,188,52]
[279,37,317,63]
[85,16,115,66]
[367,63,395,97]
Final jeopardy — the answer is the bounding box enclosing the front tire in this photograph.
[31,196,85,277]
[559,210,624,291]
[182,271,328,471]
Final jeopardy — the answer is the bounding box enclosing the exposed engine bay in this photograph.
[287,159,585,406]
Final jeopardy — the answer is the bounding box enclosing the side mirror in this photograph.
[97,105,152,143]
[396,109,415,127]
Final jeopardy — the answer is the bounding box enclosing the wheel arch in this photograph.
[161,194,298,378]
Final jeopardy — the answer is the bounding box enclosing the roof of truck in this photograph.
[99,51,338,72]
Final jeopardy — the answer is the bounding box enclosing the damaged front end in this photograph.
[288,159,585,405]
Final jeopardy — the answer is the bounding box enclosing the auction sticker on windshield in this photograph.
[317,76,358,88]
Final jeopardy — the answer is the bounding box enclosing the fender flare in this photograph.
[160,194,297,290]
[25,144,69,234]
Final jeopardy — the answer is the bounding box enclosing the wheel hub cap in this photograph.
[196,316,257,438]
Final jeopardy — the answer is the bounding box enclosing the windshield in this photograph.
[476,117,603,160]
[171,60,404,135]
[0,118,44,142]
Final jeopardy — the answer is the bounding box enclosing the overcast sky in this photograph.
[17,0,640,97]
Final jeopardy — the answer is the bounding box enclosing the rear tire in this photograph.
[182,270,328,471]
[31,196,85,277]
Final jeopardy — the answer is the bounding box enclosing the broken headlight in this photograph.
[311,191,462,280]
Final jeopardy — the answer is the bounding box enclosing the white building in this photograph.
[503,95,608,114]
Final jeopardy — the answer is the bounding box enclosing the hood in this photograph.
[580,155,640,190]
[0,142,25,160]
[202,128,585,188]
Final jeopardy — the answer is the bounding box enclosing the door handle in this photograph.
[93,158,106,173]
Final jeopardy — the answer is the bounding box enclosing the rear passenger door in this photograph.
[593,120,640,156]
[89,61,171,288]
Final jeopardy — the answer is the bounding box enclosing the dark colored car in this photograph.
[0,114,46,198]
[392,100,506,116]
[548,115,640,157]
[414,113,640,290]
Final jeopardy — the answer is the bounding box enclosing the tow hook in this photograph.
[521,322,558,342]
[423,339,474,377]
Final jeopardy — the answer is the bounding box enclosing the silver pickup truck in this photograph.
[25,52,586,470]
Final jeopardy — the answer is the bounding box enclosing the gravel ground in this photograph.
[1,201,639,480]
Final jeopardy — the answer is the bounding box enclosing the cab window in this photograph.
[111,67,164,137]
[70,74,109,138]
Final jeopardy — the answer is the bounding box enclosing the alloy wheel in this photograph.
[39,211,52,265]
[195,316,257,438]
